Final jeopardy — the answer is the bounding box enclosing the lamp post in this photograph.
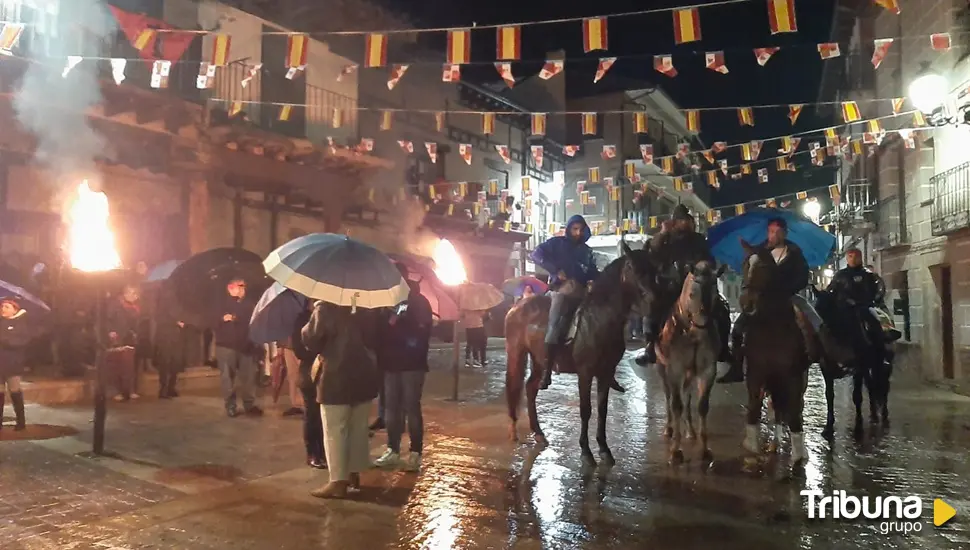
[802,199,821,225]
[907,64,970,126]
[433,238,467,402]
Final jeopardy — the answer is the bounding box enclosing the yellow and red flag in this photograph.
[892,98,905,114]
[817,43,841,59]
[686,110,700,132]
[589,166,600,183]
[582,113,597,135]
[133,29,154,52]
[531,113,546,136]
[735,204,745,215]
[738,107,755,126]
[211,34,231,66]
[0,23,25,52]
[364,33,387,68]
[495,62,515,87]
[278,105,292,121]
[788,104,803,125]
[661,156,674,174]
[913,111,927,126]
[754,47,779,66]
[496,26,521,60]
[380,110,393,131]
[841,101,861,122]
[767,0,798,34]
[654,55,677,77]
[388,64,409,90]
[447,29,471,64]
[482,112,495,135]
[286,34,309,68]
[875,0,901,15]
[829,184,841,201]
[633,112,648,134]
[796,191,808,200]
[673,8,701,44]
[931,33,951,52]
[706,171,718,187]
[582,17,608,52]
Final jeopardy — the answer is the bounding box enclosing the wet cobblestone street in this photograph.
[2,347,969,549]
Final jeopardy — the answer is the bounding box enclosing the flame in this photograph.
[433,238,467,286]
[68,180,121,272]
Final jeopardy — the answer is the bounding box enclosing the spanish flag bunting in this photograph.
[447,29,471,64]
[712,141,727,153]
[495,63,515,87]
[824,127,838,142]
[673,8,701,44]
[765,198,777,208]
[742,164,752,174]
[758,168,769,183]
[582,112,597,135]
[446,204,455,216]
[640,144,654,163]
[489,179,499,195]
[931,33,951,51]
[661,156,674,174]
[380,110,393,131]
[428,184,436,198]
[625,162,636,179]
[425,142,437,163]
[459,143,472,165]
[286,34,309,68]
[0,23,25,52]
[719,159,728,175]
[738,107,755,126]
[531,113,547,136]
[706,171,717,187]
[229,101,243,116]
[841,101,861,122]
[589,166,600,183]
[829,184,841,201]
[686,110,700,132]
[539,60,564,80]
[581,191,590,205]
[788,104,803,125]
[654,55,677,77]
[442,64,461,82]
[913,110,927,126]
[593,57,616,83]
[458,182,467,197]
[818,43,841,59]
[496,25,521,60]
[673,176,683,191]
[875,0,901,14]
[707,210,715,223]
[387,64,409,90]
[331,108,342,128]
[867,119,882,134]
[279,104,292,121]
[211,34,231,66]
[767,0,798,34]
[754,47,779,66]
[741,142,753,160]
[435,112,445,132]
[736,204,745,215]
[364,33,387,68]
[702,150,714,164]
[133,28,155,52]
[633,112,648,133]
[336,64,357,82]
[891,97,905,114]
[796,190,808,200]
[776,157,790,171]
[610,187,620,201]
[564,145,580,157]
[582,17,608,52]
[531,145,543,169]
[650,216,658,229]
[623,219,631,231]
[872,38,893,69]
[495,144,511,164]
[398,140,413,153]
[705,51,728,74]
[750,140,763,159]
[504,221,512,232]
[482,112,495,135]
[851,140,863,155]
[601,145,616,160]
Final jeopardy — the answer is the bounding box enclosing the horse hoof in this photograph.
[669,449,685,465]
[581,453,597,468]
[701,449,714,465]
[509,424,519,442]
[792,457,808,470]
[534,433,548,447]
[821,425,834,440]
[870,415,880,426]
[599,450,616,467]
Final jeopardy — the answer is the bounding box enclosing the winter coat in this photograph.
[757,239,809,297]
[212,295,258,353]
[301,302,381,406]
[0,311,31,378]
[382,293,433,373]
[291,309,317,393]
[104,298,141,349]
[530,214,599,288]
[153,292,189,373]
[828,266,883,307]
[649,228,715,270]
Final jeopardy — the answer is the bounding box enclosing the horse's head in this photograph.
[738,239,776,315]
[677,260,726,329]
[619,238,659,310]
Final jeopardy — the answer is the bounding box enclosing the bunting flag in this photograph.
[673,8,702,44]
[447,30,471,64]
[750,140,763,159]
[754,47,779,66]
[841,101,862,122]
[435,112,445,132]
[796,191,808,200]
[686,110,700,132]
[706,171,718,187]
[931,33,951,52]
[872,38,893,69]
[633,112,648,133]
[442,64,461,82]
[426,142,437,163]
[736,204,746,215]
[211,34,231,66]
[482,112,495,134]
[581,191,590,205]
[332,107,343,128]
[531,113,546,136]
[765,198,777,208]
[489,179,499,195]
[875,0,901,14]
[913,110,927,126]
[495,63,515,87]
[705,51,728,74]
[150,60,171,89]
[898,129,915,148]
[111,58,128,85]
[742,164,752,174]
[133,28,155,51]
[497,26,521,60]
[0,22,25,52]
[197,63,215,89]
[360,138,374,152]
[829,184,841,202]
[589,166,601,182]
[582,17,608,52]
[278,104,292,121]
[522,177,532,195]
[892,98,905,114]
[241,64,261,87]
[758,168,769,183]
[788,104,803,125]
[229,101,242,116]
[866,119,882,135]
[398,140,413,153]
[712,141,727,153]
[767,0,798,34]
[531,145,543,169]
[380,110,393,130]
[336,64,357,82]
[738,107,755,126]
[673,177,684,191]
[564,145,580,157]
[824,128,838,144]
[818,43,841,59]
[719,159,728,174]
[582,112,597,135]
[593,57,616,83]
[286,34,309,72]
[779,136,795,153]
[539,60,564,79]
[640,144,654,163]
[776,157,790,171]
[654,55,678,77]
[387,64,408,90]
[661,156,674,174]
[602,145,617,159]
[365,33,388,67]
[625,162,637,179]
[495,144,511,163]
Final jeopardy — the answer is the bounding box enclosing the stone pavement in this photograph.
[2,346,970,549]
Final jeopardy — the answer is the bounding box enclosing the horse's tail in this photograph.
[504,305,531,423]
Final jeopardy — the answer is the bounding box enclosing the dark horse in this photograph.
[738,241,810,466]
[505,240,657,467]
[814,287,890,439]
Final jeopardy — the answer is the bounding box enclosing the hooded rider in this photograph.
[828,248,887,342]
[530,215,623,392]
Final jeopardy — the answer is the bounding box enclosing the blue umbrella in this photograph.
[0,279,50,315]
[249,282,308,345]
[707,208,837,272]
[145,259,181,283]
[263,233,409,309]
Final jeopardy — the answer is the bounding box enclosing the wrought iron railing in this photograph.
[931,161,970,236]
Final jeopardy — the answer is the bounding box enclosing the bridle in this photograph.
[673,272,714,331]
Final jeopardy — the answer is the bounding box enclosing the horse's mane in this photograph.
[587,256,627,301]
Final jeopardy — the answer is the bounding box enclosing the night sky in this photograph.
[378,0,840,208]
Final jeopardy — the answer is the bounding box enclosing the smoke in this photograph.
[13,0,117,185]
[362,163,439,258]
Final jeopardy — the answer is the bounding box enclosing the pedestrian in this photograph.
[462,308,488,367]
[374,279,432,471]
[104,284,141,402]
[302,301,381,499]
[0,298,30,431]
[133,282,153,394]
[211,278,263,418]
[291,304,325,469]
[153,287,188,399]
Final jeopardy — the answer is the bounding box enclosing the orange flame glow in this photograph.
[433,238,467,286]
[68,180,121,272]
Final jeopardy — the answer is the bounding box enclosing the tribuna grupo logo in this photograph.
[801,490,924,534]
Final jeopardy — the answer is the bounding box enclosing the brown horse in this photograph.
[738,241,810,466]
[505,240,657,467]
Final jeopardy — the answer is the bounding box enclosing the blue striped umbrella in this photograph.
[249,282,308,344]
[263,233,409,309]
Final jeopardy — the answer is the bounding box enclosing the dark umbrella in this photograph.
[145,259,182,283]
[249,282,308,345]
[707,208,837,272]
[388,253,459,321]
[168,248,271,327]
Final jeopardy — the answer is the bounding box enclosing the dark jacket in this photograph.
[758,240,810,296]
[0,310,31,378]
[301,302,381,406]
[104,298,141,348]
[213,295,257,353]
[382,292,433,373]
[828,265,883,307]
[153,290,189,373]
[530,214,598,288]
[291,309,316,392]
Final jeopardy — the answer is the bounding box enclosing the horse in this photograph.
[814,287,890,439]
[655,260,726,465]
[505,240,658,467]
[738,241,810,466]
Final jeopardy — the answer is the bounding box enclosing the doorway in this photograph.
[940,265,955,379]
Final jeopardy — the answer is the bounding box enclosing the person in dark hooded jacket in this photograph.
[0,298,31,431]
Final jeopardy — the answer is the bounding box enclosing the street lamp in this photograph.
[802,199,821,224]
[433,238,467,401]
[908,70,948,114]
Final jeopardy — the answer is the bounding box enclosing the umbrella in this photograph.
[168,248,271,326]
[389,253,459,321]
[264,233,409,309]
[707,208,837,272]
[249,282,308,344]
[457,282,504,311]
[503,276,548,297]
[145,259,182,283]
[0,279,50,316]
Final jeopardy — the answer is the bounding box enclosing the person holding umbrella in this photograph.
[0,298,31,431]
[212,278,263,417]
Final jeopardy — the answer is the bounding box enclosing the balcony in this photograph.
[839,180,877,236]
[931,161,970,236]
[872,195,909,249]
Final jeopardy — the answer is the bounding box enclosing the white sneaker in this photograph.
[130,393,141,400]
[112,395,125,402]
[373,448,400,468]
[403,452,421,472]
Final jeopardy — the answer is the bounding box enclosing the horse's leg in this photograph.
[684,381,697,441]
[881,356,892,427]
[790,369,809,467]
[852,370,864,440]
[660,365,673,439]
[525,352,546,446]
[821,359,836,440]
[867,355,881,425]
[668,382,685,464]
[579,373,595,467]
[595,375,614,466]
[768,407,784,454]
[505,345,527,442]
[743,370,762,455]
[697,375,714,464]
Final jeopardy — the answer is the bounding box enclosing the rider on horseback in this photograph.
[637,204,732,370]
[828,248,886,345]
[718,217,850,383]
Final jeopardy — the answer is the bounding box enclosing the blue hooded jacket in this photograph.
[530,214,599,287]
